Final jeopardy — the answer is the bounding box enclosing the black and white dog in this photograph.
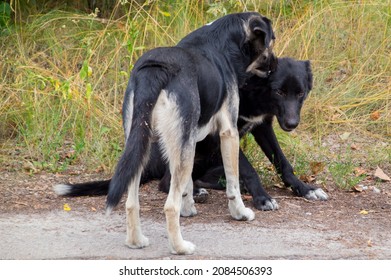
[175,57,328,207]
[55,13,276,255]
[55,58,328,212]
[156,57,328,210]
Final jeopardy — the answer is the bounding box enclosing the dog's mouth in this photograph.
[281,126,295,132]
[278,118,299,132]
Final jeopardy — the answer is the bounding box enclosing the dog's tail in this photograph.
[106,61,179,213]
[53,180,111,197]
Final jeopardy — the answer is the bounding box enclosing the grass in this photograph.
[0,0,390,188]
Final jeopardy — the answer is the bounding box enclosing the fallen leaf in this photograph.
[370,111,380,121]
[353,185,364,192]
[374,166,391,181]
[339,132,351,140]
[359,209,368,215]
[242,195,252,201]
[367,239,373,247]
[91,207,96,212]
[273,183,284,189]
[310,162,325,175]
[299,174,316,183]
[63,203,71,211]
[350,143,359,150]
[354,167,367,177]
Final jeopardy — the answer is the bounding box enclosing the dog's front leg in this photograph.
[220,128,255,221]
[238,149,279,210]
[251,121,328,201]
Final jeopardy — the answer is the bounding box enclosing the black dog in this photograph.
[55,57,328,210]
[174,57,328,209]
[56,12,276,255]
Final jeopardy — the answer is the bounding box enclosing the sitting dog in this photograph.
[55,57,328,213]
[56,12,276,255]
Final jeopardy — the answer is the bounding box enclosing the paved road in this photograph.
[1,211,390,259]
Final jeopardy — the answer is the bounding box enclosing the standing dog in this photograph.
[171,57,329,209]
[55,58,328,212]
[57,13,275,255]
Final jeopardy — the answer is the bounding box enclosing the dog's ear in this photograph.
[248,16,275,49]
[245,16,276,77]
[304,60,313,91]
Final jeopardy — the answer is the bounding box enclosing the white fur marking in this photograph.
[305,188,329,201]
[123,90,134,141]
[53,184,71,195]
[153,90,196,254]
[180,180,197,217]
[240,114,266,124]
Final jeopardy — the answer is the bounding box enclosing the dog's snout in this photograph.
[285,118,299,131]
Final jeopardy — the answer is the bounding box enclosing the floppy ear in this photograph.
[304,60,313,91]
[249,16,275,49]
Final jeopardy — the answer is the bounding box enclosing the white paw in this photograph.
[305,188,328,201]
[126,235,149,249]
[180,204,197,217]
[241,207,255,221]
[229,201,255,221]
[170,240,196,255]
[262,199,279,211]
[181,196,197,217]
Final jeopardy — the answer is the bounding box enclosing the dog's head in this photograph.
[242,14,277,78]
[240,57,313,132]
[268,58,313,131]
[180,12,276,85]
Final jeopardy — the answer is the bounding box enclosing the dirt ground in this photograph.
[1,166,391,259]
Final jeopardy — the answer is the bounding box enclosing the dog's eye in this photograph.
[298,92,305,98]
[275,89,286,97]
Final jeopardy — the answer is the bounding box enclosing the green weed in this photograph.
[0,0,390,180]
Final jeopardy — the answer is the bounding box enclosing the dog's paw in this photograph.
[239,207,255,221]
[170,240,196,255]
[126,235,149,249]
[193,188,209,204]
[305,188,328,201]
[181,195,197,217]
[253,196,279,211]
[180,204,197,217]
[229,204,255,221]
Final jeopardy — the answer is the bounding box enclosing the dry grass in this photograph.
[0,1,390,184]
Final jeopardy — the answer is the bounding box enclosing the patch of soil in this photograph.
[1,168,390,228]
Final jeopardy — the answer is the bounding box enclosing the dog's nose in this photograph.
[285,118,299,130]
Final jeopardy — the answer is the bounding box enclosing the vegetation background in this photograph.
[0,0,390,190]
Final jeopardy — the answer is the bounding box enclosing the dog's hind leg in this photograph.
[164,150,196,255]
[124,169,149,249]
[220,128,255,221]
[181,179,197,217]
[154,91,196,254]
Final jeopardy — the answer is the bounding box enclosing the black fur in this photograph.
[105,13,275,213]
[54,57,328,211]
[59,12,276,254]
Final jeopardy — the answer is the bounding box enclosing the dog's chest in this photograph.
[239,114,267,136]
